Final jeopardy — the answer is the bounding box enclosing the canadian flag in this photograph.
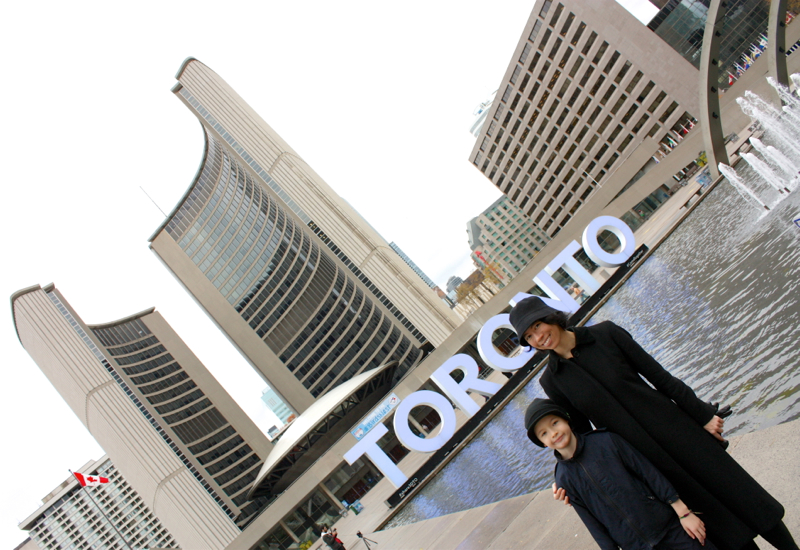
[73,472,109,487]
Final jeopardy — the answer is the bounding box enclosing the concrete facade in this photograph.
[469,0,700,237]
[12,285,254,549]
[19,456,176,550]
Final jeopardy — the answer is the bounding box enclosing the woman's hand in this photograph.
[552,483,571,506]
[703,415,726,443]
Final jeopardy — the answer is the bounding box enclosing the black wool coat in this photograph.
[540,321,783,550]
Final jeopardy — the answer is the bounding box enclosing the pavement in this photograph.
[328,418,800,550]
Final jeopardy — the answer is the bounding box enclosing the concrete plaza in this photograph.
[319,418,800,550]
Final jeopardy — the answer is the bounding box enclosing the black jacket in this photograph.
[541,321,783,550]
[555,430,679,550]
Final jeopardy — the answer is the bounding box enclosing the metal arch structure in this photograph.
[699,0,730,179]
[769,0,789,94]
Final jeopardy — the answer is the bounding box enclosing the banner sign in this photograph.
[351,393,400,440]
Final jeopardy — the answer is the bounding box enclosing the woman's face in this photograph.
[523,320,563,351]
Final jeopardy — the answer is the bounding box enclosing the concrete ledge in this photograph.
[340,419,800,550]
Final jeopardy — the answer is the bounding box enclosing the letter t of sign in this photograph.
[343,423,408,488]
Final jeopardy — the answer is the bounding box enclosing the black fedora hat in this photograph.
[524,398,571,446]
[509,296,559,341]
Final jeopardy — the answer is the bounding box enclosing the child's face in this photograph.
[534,414,574,451]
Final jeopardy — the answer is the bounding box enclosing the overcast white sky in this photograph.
[0,1,658,546]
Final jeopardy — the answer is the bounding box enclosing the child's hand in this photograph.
[552,483,571,506]
[680,513,706,545]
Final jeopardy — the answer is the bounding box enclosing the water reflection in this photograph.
[387,179,800,528]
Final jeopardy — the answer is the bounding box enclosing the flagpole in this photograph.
[69,470,134,550]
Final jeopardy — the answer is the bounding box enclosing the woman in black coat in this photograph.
[510,296,797,550]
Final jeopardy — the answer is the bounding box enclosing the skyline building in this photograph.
[647,0,770,86]
[149,59,435,416]
[12,284,274,548]
[261,387,294,424]
[469,0,699,238]
[467,195,551,281]
[388,242,437,289]
[19,456,176,550]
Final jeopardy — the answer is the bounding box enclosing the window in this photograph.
[615,60,631,84]
[581,31,597,55]
[569,57,584,80]
[549,38,562,60]
[547,70,562,90]
[637,80,655,103]
[538,29,552,51]
[520,43,532,65]
[528,52,542,72]
[549,3,564,26]
[659,101,679,123]
[621,103,638,124]
[603,51,620,74]
[592,41,608,64]
[647,90,667,113]
[560,12,575,36]
[608,124,623,142]
[632,113,650,133]
[587,106,602,125]
[625,70,643,94]
[647,123,661,138]
[579,65,594,87]
[577,97,591,116]
[589,75,606,96]
[510,66,522,85]
[576,125,589,142]
[600,84,616,105]
[530,20,543,42]
[501,85,513,103]
[547,99,558,117]
[571,21,586,46]
[597,115,612,133]
[538,61,552,82]
[559,47,573,69]
[556,107,569,126]
[519,74,531,94]
[566,116,579,134]
[610,94,627,115]
[567,87,581,107]
[617,134,634,151]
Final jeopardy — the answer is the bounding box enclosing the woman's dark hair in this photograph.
[541,310,569,329]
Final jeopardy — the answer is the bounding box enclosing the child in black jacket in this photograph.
[526,398,716,550]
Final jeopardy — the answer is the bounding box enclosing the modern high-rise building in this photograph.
[469,0,699,237]
[467,195,551,281]
[647,0,770,86]
[261,387,293,424]
[445,276,464,294]
[12,284,275,548]
[389,242,437,289]
[19,456,176,550]
[149,59,445,416]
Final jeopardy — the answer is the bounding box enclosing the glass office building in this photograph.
[648,0,770,86]
[152,130,423,410]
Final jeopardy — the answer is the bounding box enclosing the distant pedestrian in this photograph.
[321,525,345,550]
